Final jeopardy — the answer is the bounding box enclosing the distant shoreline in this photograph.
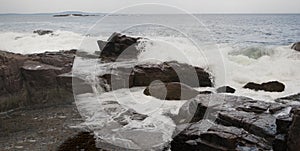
[0,13,299,15]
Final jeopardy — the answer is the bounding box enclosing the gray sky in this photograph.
[0,0,299,14]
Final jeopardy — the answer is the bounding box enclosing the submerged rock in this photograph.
[143,82,199,100]
[243,81,285,92]
[97,33,141,61]
[291,42,300,51]
[216,86,235,93]
[33,30,53,36]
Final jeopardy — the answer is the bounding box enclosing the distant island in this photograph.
[53,14,97,17]
[53,11,99,17]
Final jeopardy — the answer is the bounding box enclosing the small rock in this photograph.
[243,81,285,92]
[216,86,235,93]
[33,30,53,36]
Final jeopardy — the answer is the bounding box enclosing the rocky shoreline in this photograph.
[1,33,300,150]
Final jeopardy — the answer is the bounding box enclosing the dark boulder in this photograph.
[33,30,53,36]
[100,61,213,91]
[243,81,285,92]
[97,33,141,61]
[143,82,199,100]
[216,86,235,93]
[133,61,212,87]
[291,42,300,51]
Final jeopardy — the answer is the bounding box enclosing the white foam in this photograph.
[0,31,101,54]
[136,38,300,101]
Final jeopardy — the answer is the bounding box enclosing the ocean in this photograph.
[1,14,300,150]
[1,14,299,100]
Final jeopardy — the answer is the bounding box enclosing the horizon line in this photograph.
[0,12,299,15]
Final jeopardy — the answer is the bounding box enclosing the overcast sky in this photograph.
[0,0,299,14]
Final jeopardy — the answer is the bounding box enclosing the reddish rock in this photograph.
[0,50,75,111]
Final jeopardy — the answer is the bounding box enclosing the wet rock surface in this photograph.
[169,93,300,151]
[243,81,285,92]
[172,120,271,151]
